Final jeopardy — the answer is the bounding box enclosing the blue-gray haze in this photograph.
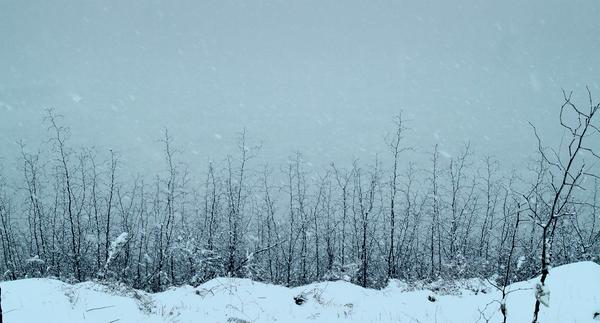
[1,0,599,174]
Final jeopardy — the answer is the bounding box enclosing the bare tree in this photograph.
[225,130,255,277]
[429,144,442,277]
[479,157,500,262]
[19,142,47,268]
[332,162,353,270]
[526,89,599,323]
[386,114,408,279]
[47,109,83,281]
[355,162,380,288]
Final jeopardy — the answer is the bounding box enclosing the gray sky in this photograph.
[1,0,599,173]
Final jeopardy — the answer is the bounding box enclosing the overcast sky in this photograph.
[1,0,599,174]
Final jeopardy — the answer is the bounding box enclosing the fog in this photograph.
[2,0,599,172]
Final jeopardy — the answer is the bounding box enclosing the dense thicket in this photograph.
[0,93,598,292]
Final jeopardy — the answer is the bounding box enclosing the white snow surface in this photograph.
[2,261,599,323]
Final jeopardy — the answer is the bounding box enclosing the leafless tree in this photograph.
[525,89,599,323]
[386,114,408,279]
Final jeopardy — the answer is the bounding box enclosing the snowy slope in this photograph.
[2,262,599,323]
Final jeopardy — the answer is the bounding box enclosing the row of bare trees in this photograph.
[0,93,598,301]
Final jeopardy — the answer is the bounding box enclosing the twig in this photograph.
[86,305,116,312]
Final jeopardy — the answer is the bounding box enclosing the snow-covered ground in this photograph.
[2,262,599,323]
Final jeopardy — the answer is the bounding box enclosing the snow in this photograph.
[70,93,83,103]
[105,232,129,269]
[517,255,526,270]
[2,261,599,323]
[25,255,45,266]
[439,150,452,159]
[0,101,13,111]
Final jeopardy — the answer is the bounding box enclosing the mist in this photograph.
[2,0,599,173]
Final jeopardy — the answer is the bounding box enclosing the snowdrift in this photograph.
[2,261,599,322]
